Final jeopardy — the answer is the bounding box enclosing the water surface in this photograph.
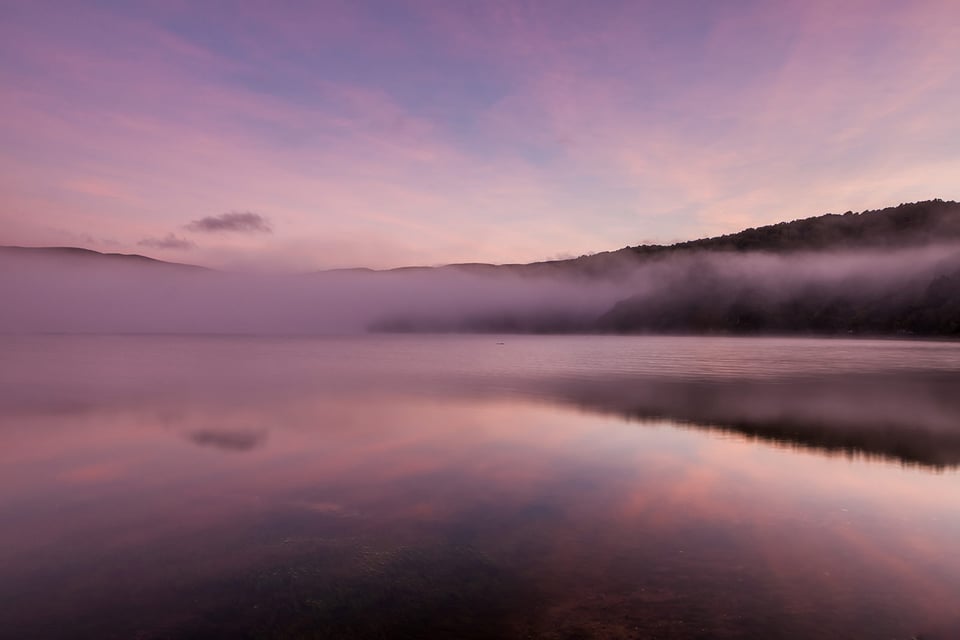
[2,335,959,639]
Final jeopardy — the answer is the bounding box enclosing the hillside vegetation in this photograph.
[383,200,960,336]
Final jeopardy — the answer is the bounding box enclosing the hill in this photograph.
[0,246,208,271]
[516,198,960,277]
[636,199,960,253]
[369,199,960,280]
[4,200,960,337]
[374,199,960,336]
[6,199,960,275]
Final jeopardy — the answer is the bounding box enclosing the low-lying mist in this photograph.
[2,244,960,336]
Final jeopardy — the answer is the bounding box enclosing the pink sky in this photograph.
[2,0,959,270]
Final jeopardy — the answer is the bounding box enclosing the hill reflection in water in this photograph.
[530,371,960,468]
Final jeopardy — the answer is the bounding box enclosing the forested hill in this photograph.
[437,199,960,279]
[584,200,960,337]
[536,199,960,274]
[644,199,960,253]
[373,200,960,336]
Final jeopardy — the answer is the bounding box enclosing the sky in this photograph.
[1,0,959,270]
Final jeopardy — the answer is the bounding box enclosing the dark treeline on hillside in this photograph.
[597,254,960,336]
[462,199,960,279]
[377,200,960,337]
[631,199,960,254]
[601,200,960,336]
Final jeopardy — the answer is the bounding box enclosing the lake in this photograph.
[1,335,959,639]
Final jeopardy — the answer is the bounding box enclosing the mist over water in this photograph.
[3,244,960,335]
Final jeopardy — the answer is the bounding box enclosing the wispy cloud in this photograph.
[1,1,958,269]
[138,233,196,250]
[185,212,272,234]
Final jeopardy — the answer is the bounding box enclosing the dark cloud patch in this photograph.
[186,211,272,234]
[138,233,196,250]
[188,429,267,452]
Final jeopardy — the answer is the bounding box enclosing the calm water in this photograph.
[2,335,960,639]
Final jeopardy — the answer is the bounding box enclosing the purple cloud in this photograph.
[138,233,196,250]
[186,212,272,234]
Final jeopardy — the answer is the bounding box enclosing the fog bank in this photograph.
[2,244,960,335]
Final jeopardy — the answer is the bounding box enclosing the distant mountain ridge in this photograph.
[636,199,960,253]
[4,199,959,273]
[501,198,960,277]
[0,245,208,271]
[372,198,960,277]
[377,199,960,336]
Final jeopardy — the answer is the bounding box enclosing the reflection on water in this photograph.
[1,335,960,639]
[541,371,960,468]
